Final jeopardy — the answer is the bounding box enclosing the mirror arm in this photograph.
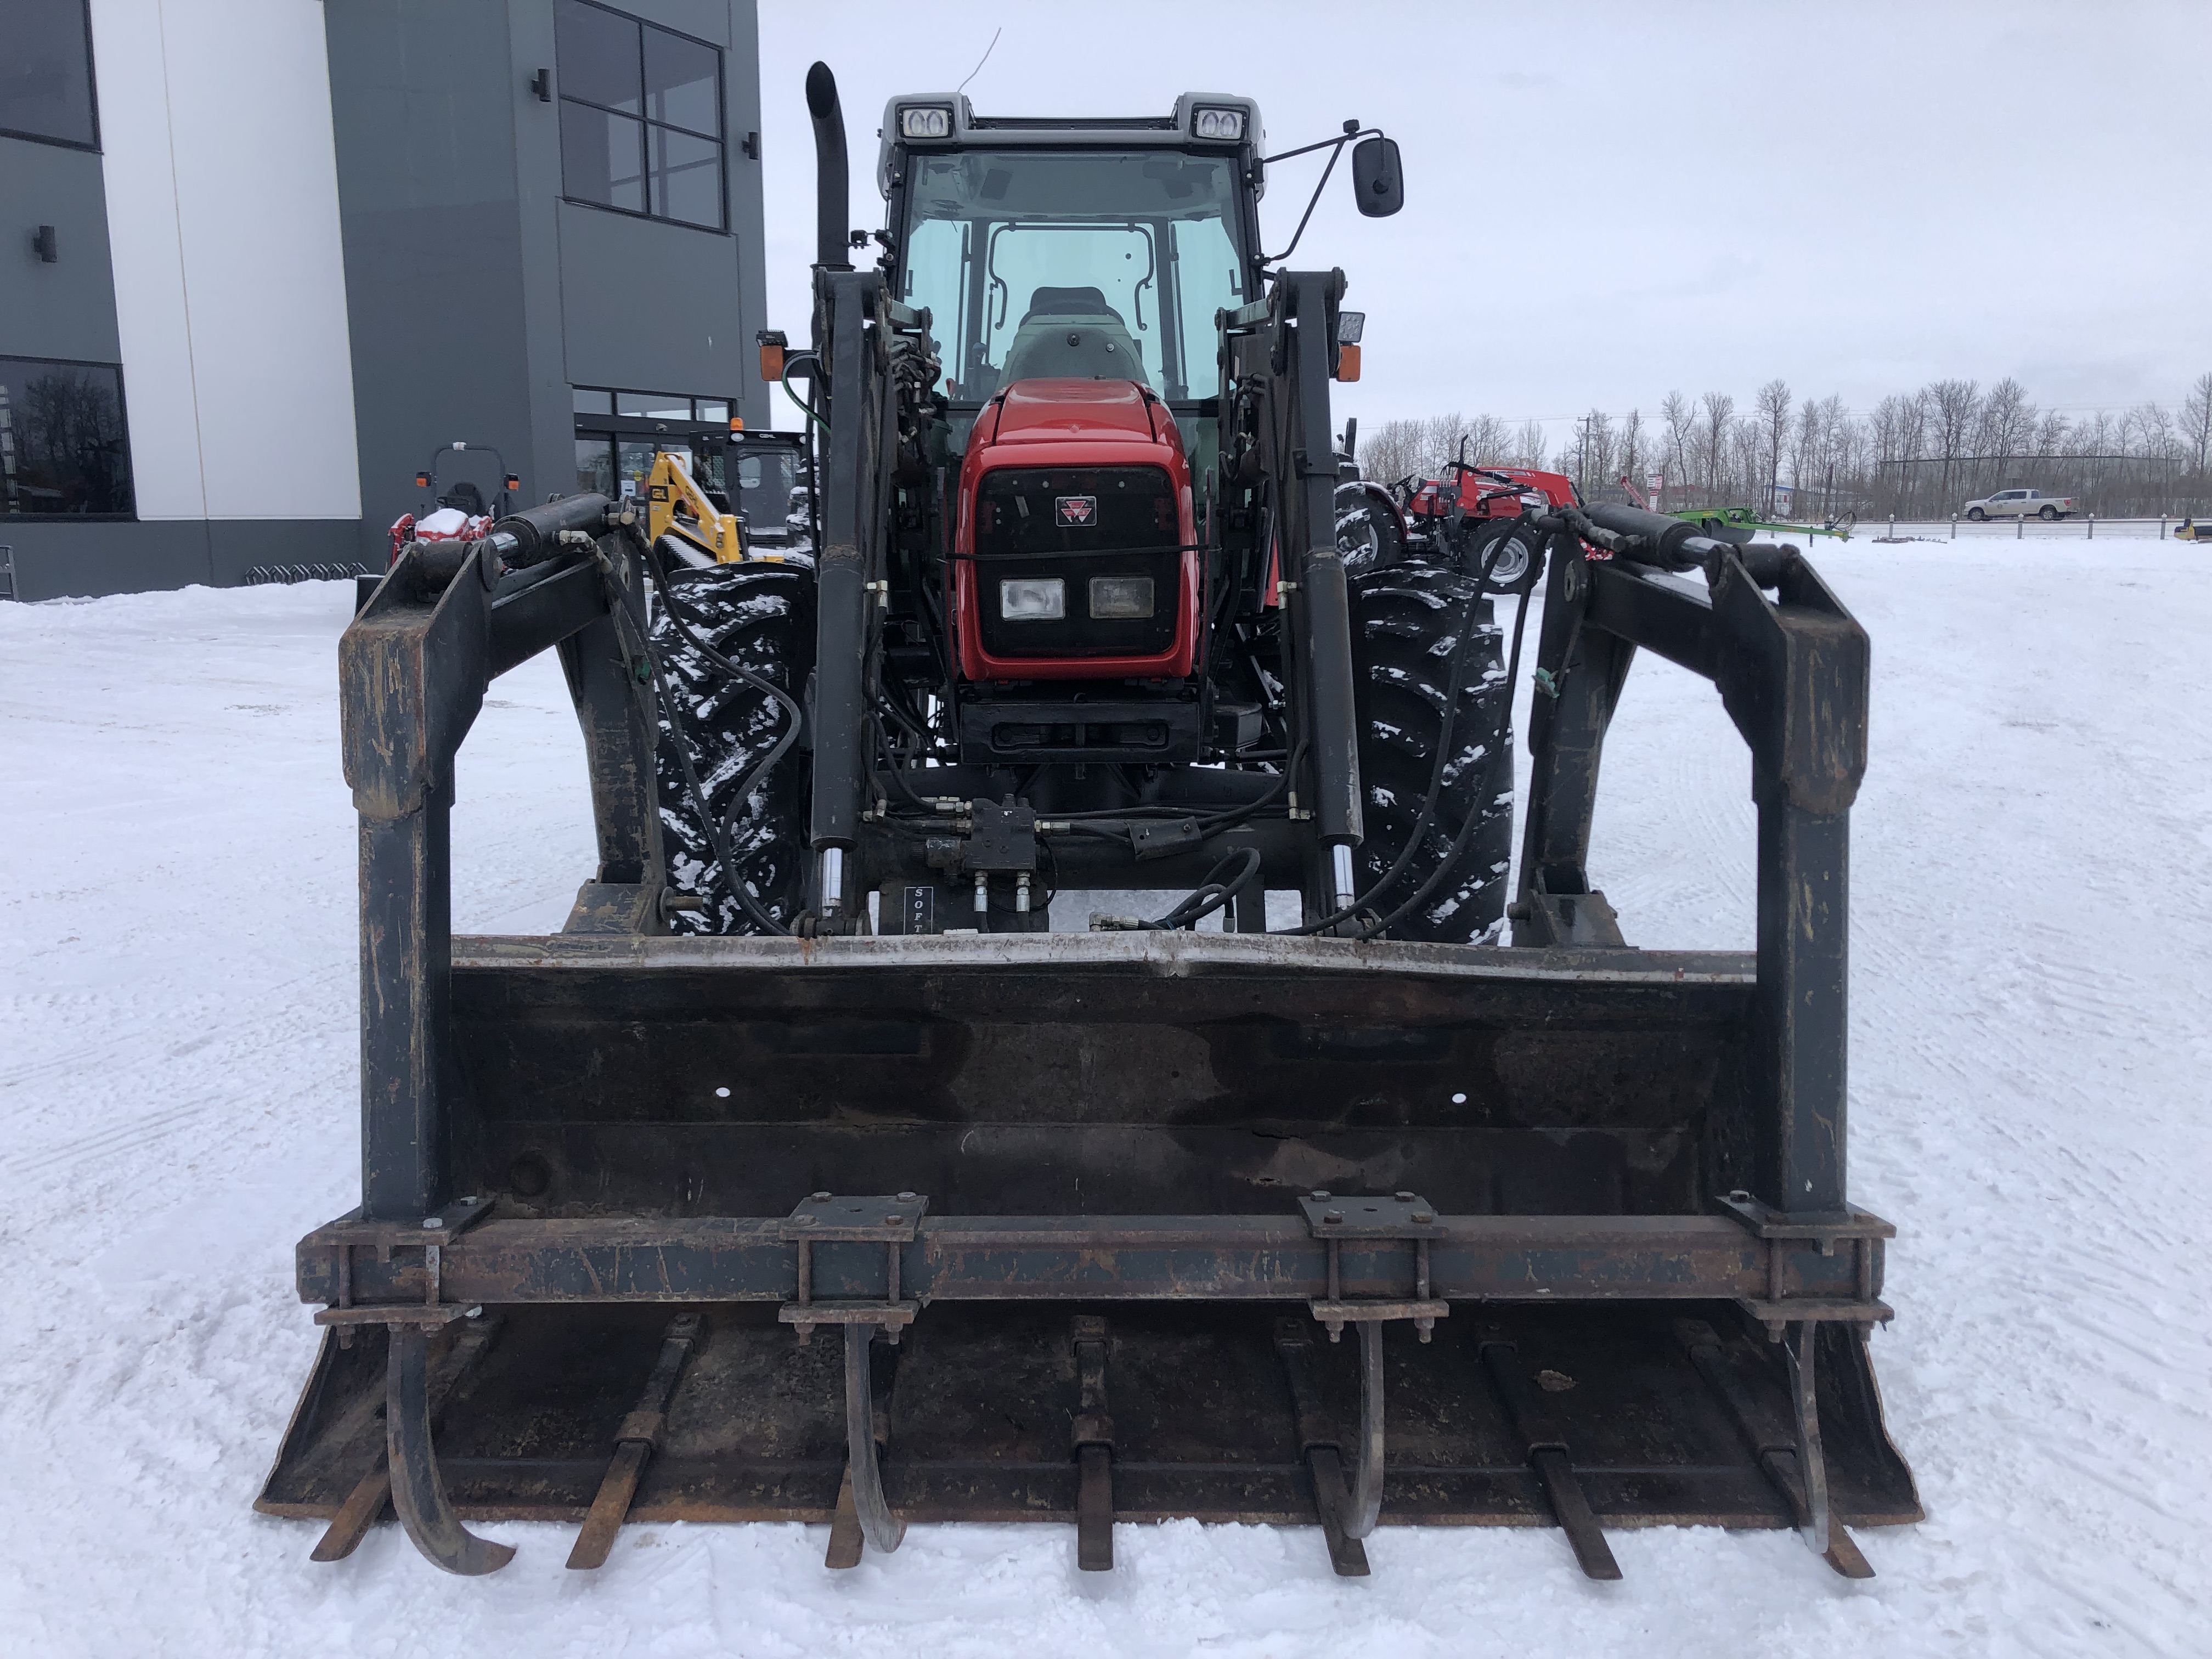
[1260,126,1389,267]
[1260,127,1382,166]
[1262,140,1348,267]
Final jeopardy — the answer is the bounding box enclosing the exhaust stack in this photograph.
[805,62,851,273]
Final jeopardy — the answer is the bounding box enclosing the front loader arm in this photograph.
[1515,508,1870,1220]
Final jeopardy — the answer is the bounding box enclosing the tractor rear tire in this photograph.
[652,563,815,935]
[1347,561,1514,943]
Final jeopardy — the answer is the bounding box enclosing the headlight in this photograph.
[1088,576,1155,618]
[899,105,953,139]
[1192,107,1245,141]
[1336,310,1365,345]
[1000,577,1065,620]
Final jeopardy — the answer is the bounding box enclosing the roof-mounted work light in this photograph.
[1191,106,1245,141]
[899,105,953,139]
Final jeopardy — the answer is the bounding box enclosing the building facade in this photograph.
[2,0,767,602]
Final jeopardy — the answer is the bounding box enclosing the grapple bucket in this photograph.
[262,933,1917,1578]
[272,479,1914,1579]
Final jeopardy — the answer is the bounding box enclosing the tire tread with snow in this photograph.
[1347,561,1514,943]
[651,564,815,934]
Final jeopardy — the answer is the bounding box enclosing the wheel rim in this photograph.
[1482,534,1530,586]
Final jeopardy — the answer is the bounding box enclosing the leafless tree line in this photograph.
[1358,372,2212,520]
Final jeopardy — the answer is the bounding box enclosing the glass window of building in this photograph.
[0,0,99,149]
[555,1,724,232]
[572,386,737,501]
[0,357,134,517]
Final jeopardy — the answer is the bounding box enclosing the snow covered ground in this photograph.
[1,538,2207,1658]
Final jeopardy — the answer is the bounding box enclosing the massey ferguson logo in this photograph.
[1055,495,1097,526]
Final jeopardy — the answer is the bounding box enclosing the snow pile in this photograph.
[1,540,2207,1657]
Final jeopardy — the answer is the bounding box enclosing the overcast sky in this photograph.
[755,1,2212,443]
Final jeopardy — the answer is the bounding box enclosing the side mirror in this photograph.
[1351,134,1403,218]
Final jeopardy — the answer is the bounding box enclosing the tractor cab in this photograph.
[876,97,1271,772]
[882,92,1267,454]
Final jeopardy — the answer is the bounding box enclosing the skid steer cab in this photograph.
[266,63,1917,1591]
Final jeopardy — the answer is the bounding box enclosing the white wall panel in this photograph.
[89,0,360,521]
[87,0,206,520]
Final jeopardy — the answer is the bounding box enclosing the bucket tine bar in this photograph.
[1273,1319,1371,1576]
[568,1313,703,1570]
[1071,1316,1115,1571]
[1477,1336,1622,1580]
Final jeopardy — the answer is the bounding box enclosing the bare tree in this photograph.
[1618,408,1644,496]
[1660,391,1694,505]
[1976,377,2035,461]
[1699,391,1735,501]
[1923,379,1980,508]
[2182,373,2212,476]
[2125,400,2175,460]
[1511,420,1547,470]
[1358,418,1425,486]
[1572,409,1615,494]
[1753,379,1792,512]
[1464,413,1511,467]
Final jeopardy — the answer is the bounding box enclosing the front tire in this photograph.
[1967,507,1987,522]
[1347,562,1513,943]
[1335,481,1406,575]
[652,563,815,934]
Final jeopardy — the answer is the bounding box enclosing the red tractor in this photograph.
[271,61,1913,1590]
[1401,460,1578,589]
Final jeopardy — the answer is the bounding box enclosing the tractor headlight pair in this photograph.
[1191,106,1245,142]
[999,577,1154,621]
[899,105,954,139]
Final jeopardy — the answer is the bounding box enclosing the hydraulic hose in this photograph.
[1278,531,1524,936]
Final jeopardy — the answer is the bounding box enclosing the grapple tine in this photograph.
[1342,1321,1385,1541]
[842,1323,905,1556]
[1782,1321,1875,1579]
[312,1316,501,1564]
[385,1324,515,1575]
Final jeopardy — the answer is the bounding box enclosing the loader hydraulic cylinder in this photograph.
[1286,272,1362,853]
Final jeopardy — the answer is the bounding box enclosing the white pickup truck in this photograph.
[1963,488,2076,521]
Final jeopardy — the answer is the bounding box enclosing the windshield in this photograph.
[900,149,1248,404]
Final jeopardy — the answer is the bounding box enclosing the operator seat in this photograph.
[998,285,1152,388]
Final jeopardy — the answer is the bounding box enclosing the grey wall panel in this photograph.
[503,0,581,510]
[4,520,364,601]
[0,137,122,363]
[727,1,769,430]
[556,200,746,400]
[325,0,533,562]
[4,521,208,600]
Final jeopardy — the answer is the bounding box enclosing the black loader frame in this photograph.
[259,76,1915,1587]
